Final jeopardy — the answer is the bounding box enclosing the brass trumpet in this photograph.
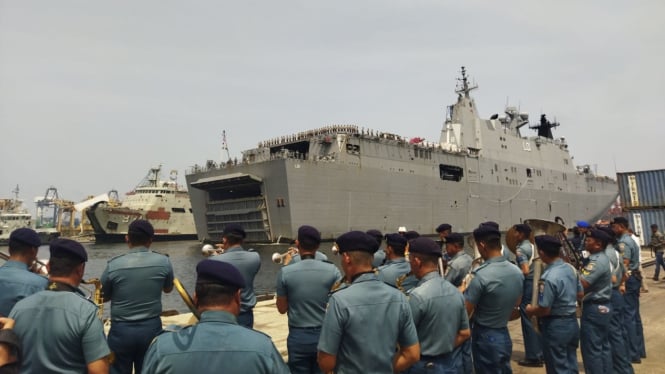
[272,247,298,264]
[201,244,223,257]
[81,278,104,319]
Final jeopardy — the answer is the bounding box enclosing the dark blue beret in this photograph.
[335,231,378,253]
[588,228,611,243]
[408,237,442,257]
[298,225,321,244]
[404,231,420,240]
[513,224,532,236]
[611,217,629,226]
[435,223,452,233]
[9,228,41,248]
[535,235,561,252]
[128,219,154,237]
[480,221,500,230]
[196,259,246,288]
[473,225,501,240]
[222,223,246,239]
[366,229,383,243]
[385,233,407,247]
[445,233,465,245]
[597,225,615,240]
[49,238,88,262]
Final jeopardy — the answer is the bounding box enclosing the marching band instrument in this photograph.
[81,278,104,319]
[272,247,299,265]
[174,278,200,320]
[0,251,49,275]
[522,218,569,333]
[201,243,225,257]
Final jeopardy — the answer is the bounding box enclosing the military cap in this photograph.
[366,229,383,244]
[335,231,378,253]
[513,223,532,236]
[535,235,561,252]
[222,223,246,238]
[298,225,321,245]
[49,238,88,262]
[611,217,629,227]
[196,259,246,289]
[473,225,501,241]
[480,221,500,230]
[597,225,615,240]
[587,228,611,244]
[652,224,659,229]
[435,223,452,233]
[408,237,442,257]
[445,232,465,245]
[9,227,41,248]
[575,220,590,228]
[385,233,407,247]
[128,219,154,237]
[404,231,420,240]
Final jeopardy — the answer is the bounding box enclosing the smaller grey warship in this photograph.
[186,68,617,242]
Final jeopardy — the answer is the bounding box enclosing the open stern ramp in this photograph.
[190,173,271,242]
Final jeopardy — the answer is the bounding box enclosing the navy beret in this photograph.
[335,231,378,253]
[435,223,452,233]
[128,219,154,237]
[223,223,246,239]
[445,233,465,245]
[588,228,611,243]
[385,233,407,247]
[408,237,442,257]
[298,225,321,244]
[49,238,88,262]
[513,224,532,236]
[196,259,246,289]
[480,221,500,230]
[535,235,561,252]
[366,229,383,242]
[404,231,420,240]
[596,225,616,240]
[473,225,501,240]
[9,228,41,248]
[576,220,590,228]
[611,217,629,226]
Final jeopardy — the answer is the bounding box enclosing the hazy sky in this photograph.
[2,1,664,214]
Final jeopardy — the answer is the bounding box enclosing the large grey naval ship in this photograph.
[186,68,618,242]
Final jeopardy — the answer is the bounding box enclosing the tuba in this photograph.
[81,278,104,319]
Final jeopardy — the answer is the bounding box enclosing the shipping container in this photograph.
[627,209,665,247]
[617,169,665,209]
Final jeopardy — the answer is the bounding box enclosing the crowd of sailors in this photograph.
[0,216,662,374]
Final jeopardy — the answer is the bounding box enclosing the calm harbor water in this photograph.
[6,240,343,317]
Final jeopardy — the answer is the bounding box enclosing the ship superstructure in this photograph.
[186,68,617,242]
[86,166,197,243]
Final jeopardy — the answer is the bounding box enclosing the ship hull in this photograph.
[93,232,198,244]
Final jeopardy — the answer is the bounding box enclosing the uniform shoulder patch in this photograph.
[581,262,595,276]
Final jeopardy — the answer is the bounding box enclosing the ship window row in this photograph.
[2,216,31,220]
[171,207,187,213]
[138,190,174,194]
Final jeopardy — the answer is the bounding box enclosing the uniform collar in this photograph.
[549,258,565,266]
[224,246,244,253]
[485,256,506,264]
[350,271,378,284]
[128,246,149,253]
[200,310,238,324]
[451,251,466,260]
[385,257,407,265]
[417,270,440,285]
[520,239,532,246]
[2,260,29,270]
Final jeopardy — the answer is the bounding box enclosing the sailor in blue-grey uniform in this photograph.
[611,216,646,363]
[436,223,452,243]
[0,228,47,317]
[367,229,386,268]
[275,225,342,374]
[142,260,289,374]
[444,232,473,287]
[406,237,470,374]
[10,239,110,373]
[318,231,420,373]
[598,225,634,374]
[378,233,417,292]
[481,221,515,264]
[210,223,261,328]
[526,235,581,374]
[579,228,613,374]
[462,224,524,374]
[101,219,174,374]
[513,224,544,367]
